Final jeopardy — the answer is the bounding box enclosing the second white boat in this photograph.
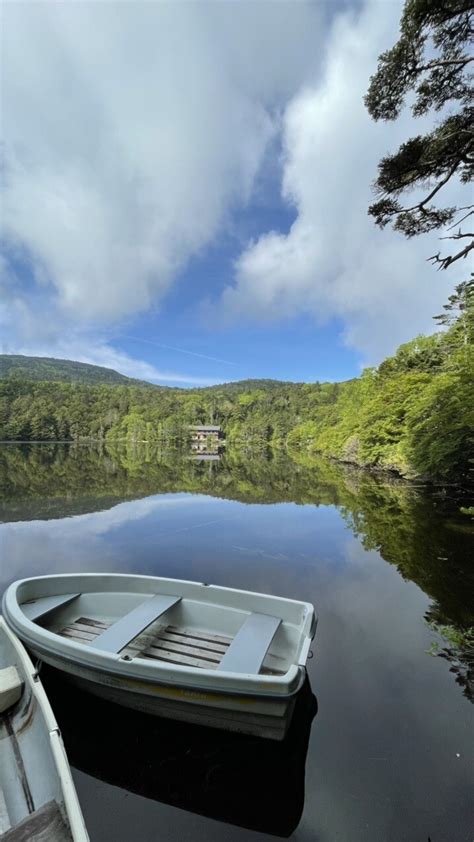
[0,616,88,841]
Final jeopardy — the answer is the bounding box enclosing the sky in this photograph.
[0,0,466,387]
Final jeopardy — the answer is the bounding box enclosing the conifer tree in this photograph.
[365,1,474,272]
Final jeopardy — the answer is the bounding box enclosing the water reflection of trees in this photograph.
[1,442,472,701]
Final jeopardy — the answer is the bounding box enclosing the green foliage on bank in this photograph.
[288,333,473,482]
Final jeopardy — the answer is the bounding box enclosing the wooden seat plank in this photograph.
[60,628,92,642]
[143,639,222,663]
[153,630,227,655]
[76,616,108,629]
[1,800,71,842]
[72,618,232,648]
[22,594,80,623]
[217,613,281,675]
[63,622,101,636]
[166,625,232,646]
[89,594,181,654]
[140,649,218,670]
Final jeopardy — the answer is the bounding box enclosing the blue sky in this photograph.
[1,0,463,387]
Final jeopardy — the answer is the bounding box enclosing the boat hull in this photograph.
[31,645,298,740]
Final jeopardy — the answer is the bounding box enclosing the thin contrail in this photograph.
[123,335,237,366]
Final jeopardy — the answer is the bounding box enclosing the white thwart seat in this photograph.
[90,593,181,654]
[217,613,281,674]
[22,594,80,622]
[0,666,22,714]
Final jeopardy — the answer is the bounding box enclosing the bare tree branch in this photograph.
[429,240,474,270]
[440,232,474,240]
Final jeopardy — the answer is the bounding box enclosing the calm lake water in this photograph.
[1,443,473,842]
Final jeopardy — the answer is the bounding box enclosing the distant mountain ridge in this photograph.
[0,354,294,392]
[200,378,297,393]
[0,355,156,388]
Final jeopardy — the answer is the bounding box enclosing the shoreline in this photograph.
[0,438,471,493]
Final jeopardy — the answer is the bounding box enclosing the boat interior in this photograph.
[23,587,306,676]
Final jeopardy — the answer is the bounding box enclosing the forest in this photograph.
[0,284,472,485]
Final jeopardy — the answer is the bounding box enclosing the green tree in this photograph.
[365,0,474,271]
[433,277,474,346]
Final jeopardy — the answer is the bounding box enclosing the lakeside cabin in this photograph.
[188,425,223,453]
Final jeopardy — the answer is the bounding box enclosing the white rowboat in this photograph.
[3,573,316,740]
[0,616,88,841]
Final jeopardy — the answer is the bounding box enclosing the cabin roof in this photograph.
[188,425,221,431]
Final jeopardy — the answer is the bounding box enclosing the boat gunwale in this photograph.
[8,572,315,615]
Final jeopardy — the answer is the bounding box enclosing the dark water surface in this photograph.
[1,443,473,841]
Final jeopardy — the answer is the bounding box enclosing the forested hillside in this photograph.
[1,285,472,483]
[0,355,155,387]
[290,282,473,483]
[288,330,473,483]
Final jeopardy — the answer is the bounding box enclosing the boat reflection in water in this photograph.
[42,666,317,838]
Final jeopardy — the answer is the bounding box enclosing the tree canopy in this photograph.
[365,0,474,271]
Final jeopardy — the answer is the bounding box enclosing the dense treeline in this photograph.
[288,282,473,482]
[1,287,472,482]
[288,334,473,482]
[0,375,343,450]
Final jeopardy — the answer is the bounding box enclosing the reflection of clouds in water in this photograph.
[232,545,290,561]
[0,494,210,594]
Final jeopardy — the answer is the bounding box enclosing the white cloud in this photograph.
[57,343,218,386]
[0,279,218,385]
[217,1,465,363]
[2,0,464,365]
[1,1,322,324]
